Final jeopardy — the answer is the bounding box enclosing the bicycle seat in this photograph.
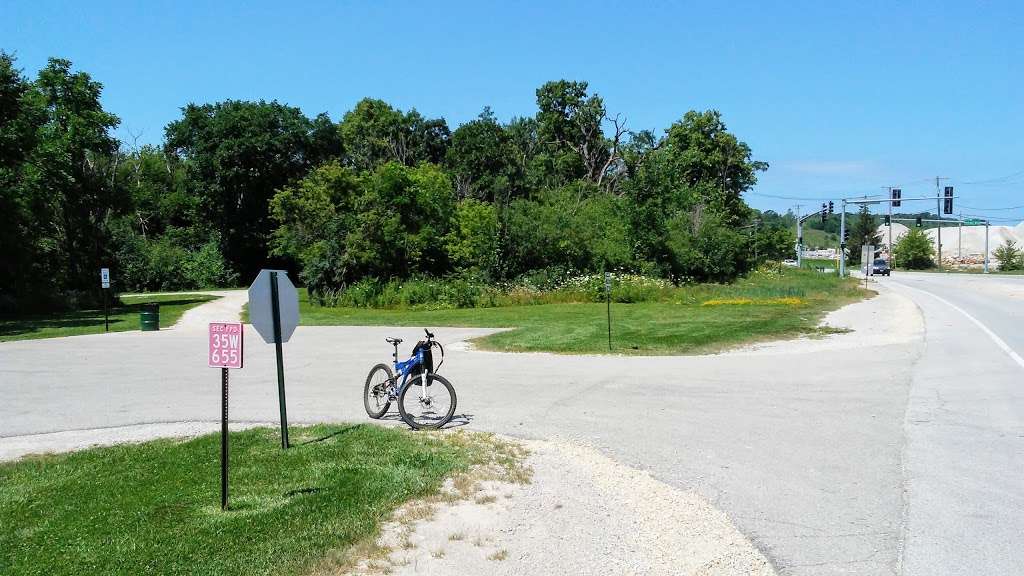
[385,337,403,345]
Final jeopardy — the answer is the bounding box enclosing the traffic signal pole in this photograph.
[888,189,894,268]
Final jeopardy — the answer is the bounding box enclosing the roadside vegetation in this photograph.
[0,424,525,576]
[0,293,216,342]
[893,228,935,269]
[297,266,866,354]
[3,53,794,321]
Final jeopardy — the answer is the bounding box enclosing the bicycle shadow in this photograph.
[378,412,474,430]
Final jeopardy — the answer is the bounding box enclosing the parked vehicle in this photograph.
[363,329,456,429]
[871,258,891,276]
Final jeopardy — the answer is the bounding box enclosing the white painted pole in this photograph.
[796,207,803,268]
[984,222,990,274]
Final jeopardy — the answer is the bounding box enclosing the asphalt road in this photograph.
[2,272,1022,575]
[884,272,1024,576]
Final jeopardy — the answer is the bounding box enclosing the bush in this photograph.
[993,240,1023,271]
[892,228,934,269]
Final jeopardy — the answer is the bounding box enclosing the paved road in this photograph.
[2,274,1022,575]
[884,272,1024,576]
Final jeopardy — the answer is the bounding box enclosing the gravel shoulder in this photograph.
[354,437,776,576]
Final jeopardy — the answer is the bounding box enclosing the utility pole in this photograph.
[984,221,990,273]
[795,204,803,267]
[935,177,948,269]
[839,200,847,277]
[958,212,963,259]
[885,186,893,266]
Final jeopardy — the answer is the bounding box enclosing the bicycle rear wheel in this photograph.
[364,364,393,419]
[398,373,456,430]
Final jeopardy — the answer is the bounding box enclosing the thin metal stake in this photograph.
[270,272,290,449]
[606,289,612,352]
[221,367,229,511]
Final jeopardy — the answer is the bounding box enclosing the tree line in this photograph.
[1,54,792,312]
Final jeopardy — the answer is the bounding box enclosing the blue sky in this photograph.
[4,1,1022,221]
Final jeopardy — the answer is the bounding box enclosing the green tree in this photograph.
[0,52,45,309]
[661,110,767,226]
[164,100,332,278]
[846,205,881,265]
[893,228,934,269]
[993,239,1023,271]
[445,108,511,202]
[338,98,449,172]
[444,199,498,275]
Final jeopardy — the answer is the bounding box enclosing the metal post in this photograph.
[796,214,803,267]
[984,222,990,274]
[839,201,847,277]
[605,272,612,352]
[270,271,290,449]
[935,177,943,270]
[103,288,109,332]
[887,190,893,269]
[221,367,229,510]
[958,215,963,259]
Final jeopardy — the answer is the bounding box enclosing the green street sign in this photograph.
[963,218,984,225]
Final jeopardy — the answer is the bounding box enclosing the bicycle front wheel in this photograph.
[398,373,457,430]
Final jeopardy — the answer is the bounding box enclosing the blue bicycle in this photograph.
[363,329,457,429]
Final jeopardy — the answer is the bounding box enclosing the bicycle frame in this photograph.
[390,348,429,400]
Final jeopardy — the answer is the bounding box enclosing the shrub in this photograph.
[994,240,1023,271]
[893,228,934,269]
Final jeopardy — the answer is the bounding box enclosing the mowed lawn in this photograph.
[0,293,217,342]
[299,268,868,355]
[0,425,478,576]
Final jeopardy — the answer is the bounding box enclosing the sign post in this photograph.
[605,272,612,352]
[100,268,111,332]
[248,270,300,449]
[209,322,243,510]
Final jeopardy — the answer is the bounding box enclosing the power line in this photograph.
[956,169,1024,185]
[745,192,834,201]
[961,204,1024,211]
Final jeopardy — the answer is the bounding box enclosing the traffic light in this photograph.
[915,216,923,227]
[891,188,901,207]
[828,201,834,214]
[884,215,891,226]
[820,203,827,223]
[843,229,850,242]
[944,186,953,214]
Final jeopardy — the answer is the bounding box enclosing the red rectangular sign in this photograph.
[209,322,244,369]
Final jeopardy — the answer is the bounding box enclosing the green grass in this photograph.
[0,424,481,576]
[298,268,868,355]
[0,293,216,342]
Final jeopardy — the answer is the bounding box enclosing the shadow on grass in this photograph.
[294,424,362,446]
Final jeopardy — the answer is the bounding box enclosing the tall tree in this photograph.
[338,98,449,173]
[660,110,767,226]
[445,107,511,201]
[164,100,330,278]
[846,205,881,264]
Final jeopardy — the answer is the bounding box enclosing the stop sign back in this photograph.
[209,322,244,369]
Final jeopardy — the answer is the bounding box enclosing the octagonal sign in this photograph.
[248,269,300,344]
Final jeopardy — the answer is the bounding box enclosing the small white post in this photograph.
[984,222,990,274]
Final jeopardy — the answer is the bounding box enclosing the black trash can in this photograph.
[140,303,160,331]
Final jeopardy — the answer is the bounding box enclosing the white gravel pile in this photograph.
[875,221,1023,260]
[357,439,776,576]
